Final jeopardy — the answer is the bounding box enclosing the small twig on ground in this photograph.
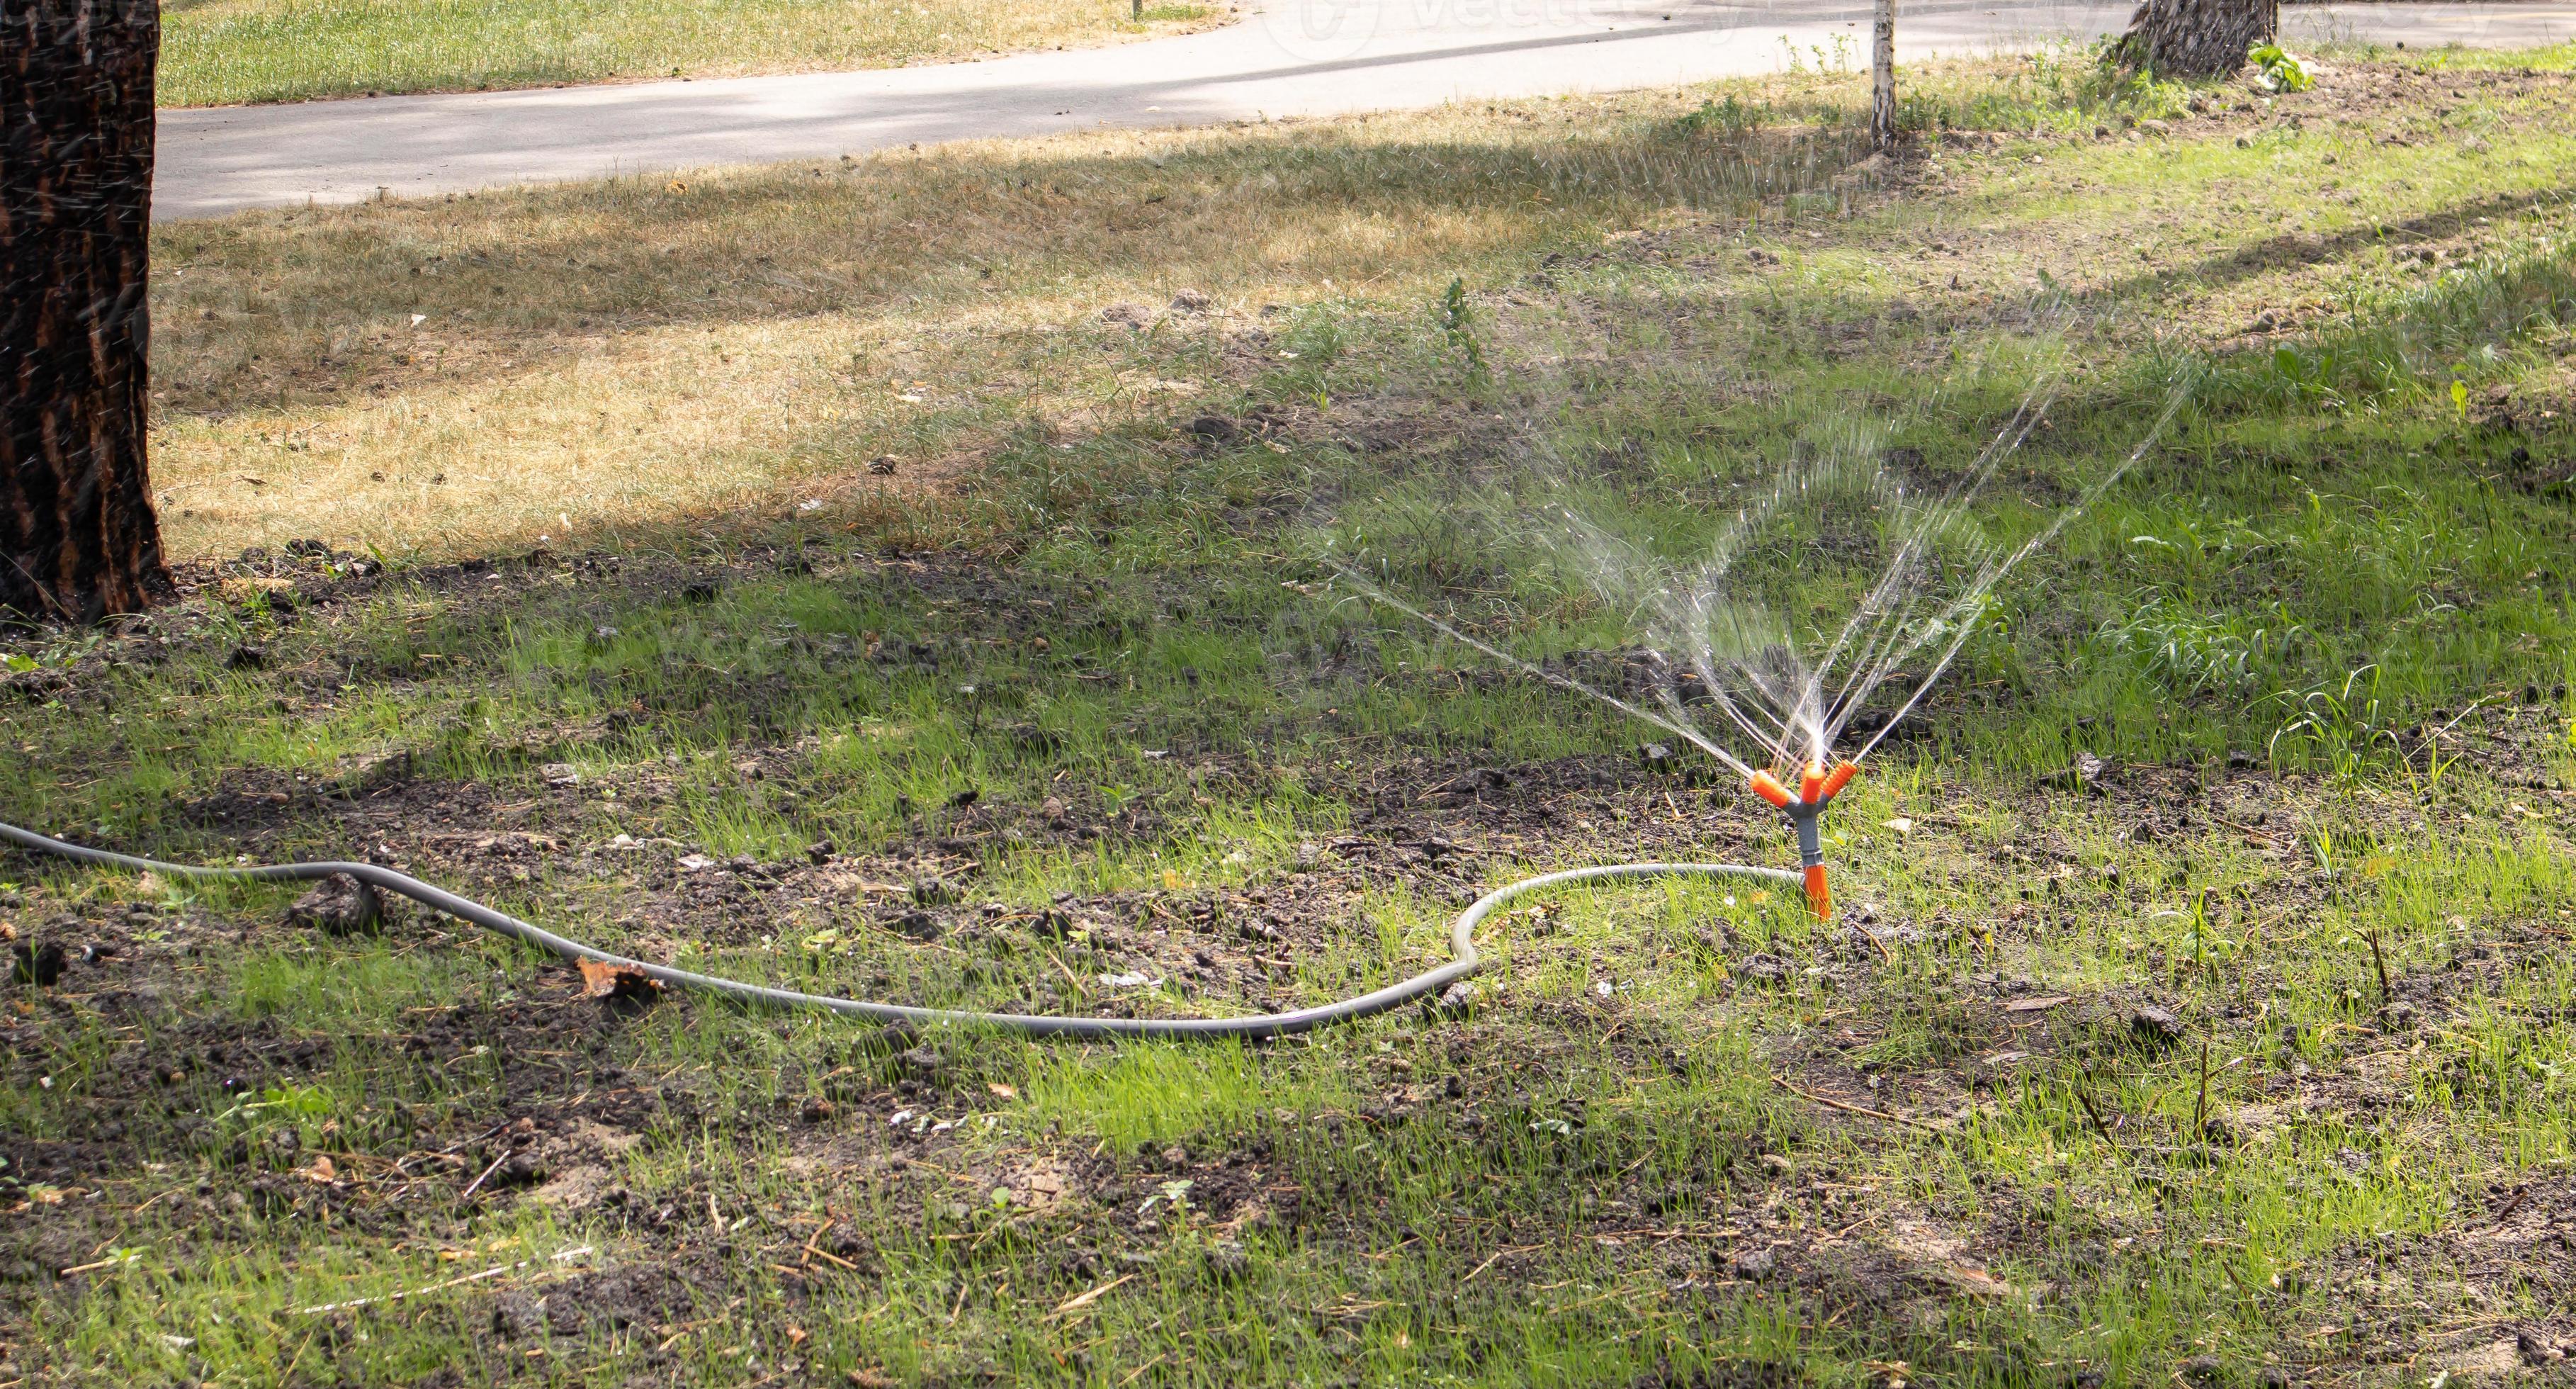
[801,1238,861,1272]
[57,1252,142,1277]
[1047,950,1088,999]
[1771,1074,1934,1130]
[2222,819,2289,845]
[400,1120,513,1172]
[294,1246,592,1315]
[1052,1272,1135,1317]
[2193,1035,2212,1139]
[2363,926,2393,1003]
[1830,1208,1887,1239]
[1854,922,1895,965]
[457,1147,512,1200]
[2072,1072,2125,1161]
[278,1328,318,1385]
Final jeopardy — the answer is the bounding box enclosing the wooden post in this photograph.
[1,0,172,622]
[1870,0,1898,154]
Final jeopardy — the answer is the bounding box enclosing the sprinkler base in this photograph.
[1747,760,1857,921]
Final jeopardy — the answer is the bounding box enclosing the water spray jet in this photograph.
[1323,363,2190,950]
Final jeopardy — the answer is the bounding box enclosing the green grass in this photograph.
[8,43,2576,1389]
[159,0,1224,107]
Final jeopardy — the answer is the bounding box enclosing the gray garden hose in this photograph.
[0,817,1798,1038]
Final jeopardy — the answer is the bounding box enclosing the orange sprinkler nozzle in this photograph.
[1749,764,1847,921]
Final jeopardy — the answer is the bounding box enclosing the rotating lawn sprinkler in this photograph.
[1749,760,1858,921]
[1327,372,2189,942]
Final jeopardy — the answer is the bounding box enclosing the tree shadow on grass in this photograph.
[149,111,1872,417]
[2079,179,2576,320]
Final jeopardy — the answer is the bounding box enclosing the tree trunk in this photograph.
[1,0,171,624]
[2115,0,2278,78]
[1870,0,1897,153]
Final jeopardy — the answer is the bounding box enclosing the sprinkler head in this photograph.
[1746,760,1857,921]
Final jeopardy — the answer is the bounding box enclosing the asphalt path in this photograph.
[154,0,2576,218]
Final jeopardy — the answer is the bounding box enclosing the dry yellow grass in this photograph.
[147,86,1853,559]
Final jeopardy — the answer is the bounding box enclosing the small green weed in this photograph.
[1676,94,1771,137]
[2251,43,2315,93]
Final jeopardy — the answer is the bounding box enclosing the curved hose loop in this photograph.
[0,819,1798,1040]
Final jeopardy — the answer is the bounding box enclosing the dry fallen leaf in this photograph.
[2002,995,2072,1013]
[986,1081,1018,1100]
[1938,1262,2016,1297]
[577,958,662,1001]
[303,1154,337,1183]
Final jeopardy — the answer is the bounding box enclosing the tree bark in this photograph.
[2115,0,2278,78]
[1870,0,1898,154]
[1,0,172,624]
